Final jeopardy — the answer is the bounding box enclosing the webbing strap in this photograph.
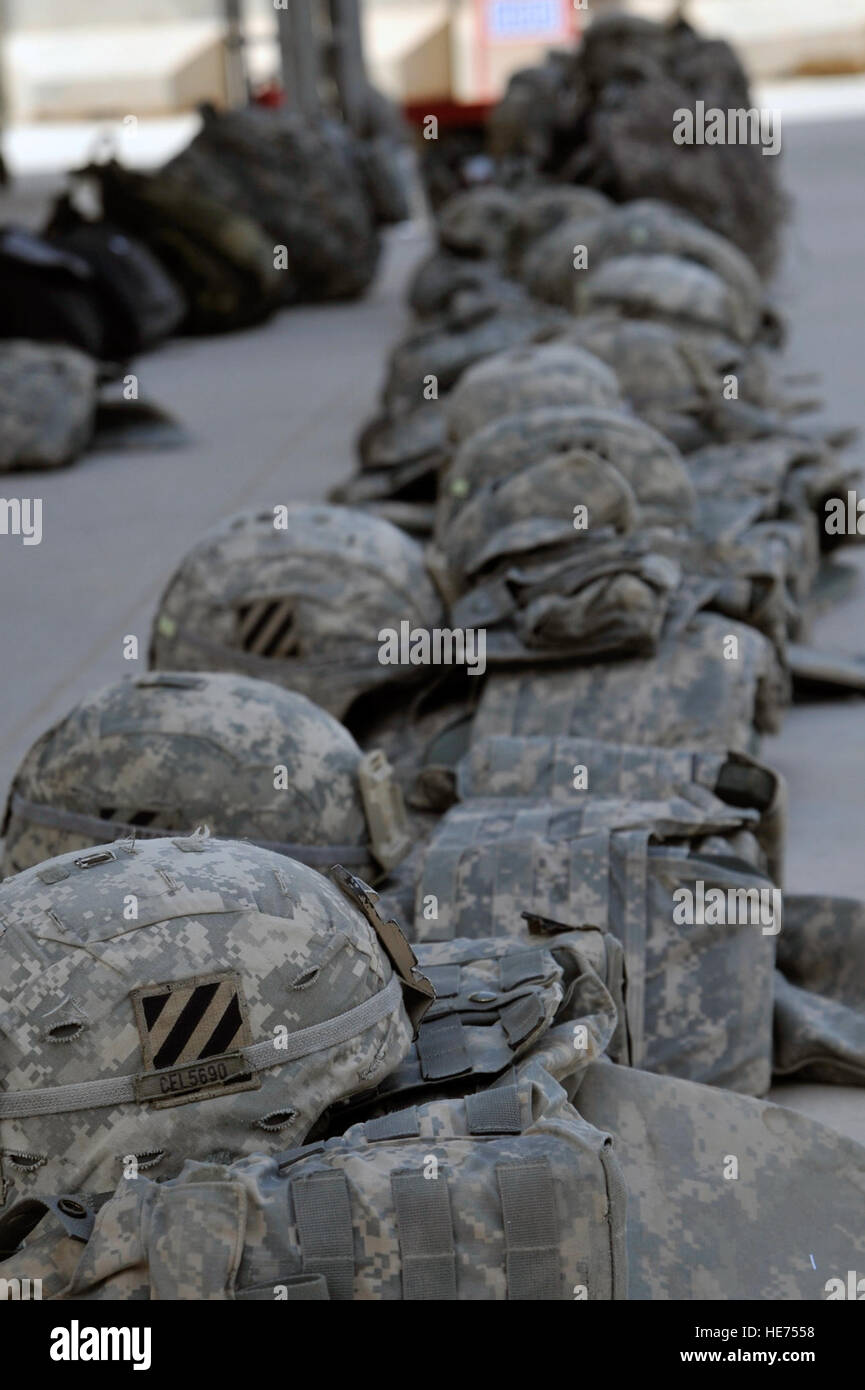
[0,976,401,1119]
[500,994,545,1048]
[499,948,547,992]
[415,1016,471,1081]
[293,1171,355,1301]
[391,1170,457,1301]
[497,1159,562,1301]
[465,1085,522,1135]
[9,794,372,869]
[364,1108,421,1142]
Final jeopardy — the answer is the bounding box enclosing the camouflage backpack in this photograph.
[0,842,430,1202]
[0,1060,628,1302]
[84,160,282,334]
[164,107,382,302]
[0,672,411,880]
[149,505,444,725]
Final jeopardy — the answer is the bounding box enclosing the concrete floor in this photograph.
[0,120,863,1139]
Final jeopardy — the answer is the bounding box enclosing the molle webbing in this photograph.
[0,976,402,1120]
[294,1172,355,1301]
[8,794,374,869]
[391,1171,457,1299]
[370,947,554,1099]
[287,1085,565,1300]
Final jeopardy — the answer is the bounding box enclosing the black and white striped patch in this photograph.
[234,598,298,658]
[131,972,259,1108]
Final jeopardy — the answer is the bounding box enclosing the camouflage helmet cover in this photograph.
[0,839,429,1200]
[149,504,445,721]
[0,672,410,880]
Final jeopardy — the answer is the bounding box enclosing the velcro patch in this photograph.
[131,971,259,1109]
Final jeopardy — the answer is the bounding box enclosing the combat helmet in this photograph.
[0,838,431,1199]
[576,253,760,345]
[437,186,520,261]
[446,341,622,444]
[149,504,444,724]
[437,405,696,537]
[1,672,412,880]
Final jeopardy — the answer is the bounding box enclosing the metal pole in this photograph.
[329,0,368,132]
[277,0,322,116]
[223,0,249,107]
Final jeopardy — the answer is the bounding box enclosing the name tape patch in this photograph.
[131,971,259,1109]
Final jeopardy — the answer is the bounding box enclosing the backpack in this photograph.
[44,195,186,358]
[83,161,282,334]
[0,226,105,357]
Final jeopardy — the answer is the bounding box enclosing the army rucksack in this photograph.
[44,194,186,358]
[83,160,282,334]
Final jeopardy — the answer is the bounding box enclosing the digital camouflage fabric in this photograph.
[0,672,411,881]
[436,186,521,261]
[471,612,788,752]
[575,1058,865,1300]
[0,1061,628,1301]
[341,926,630,1117]
[457,735,787,884]
[0,841,427,1203]
[773,895,865,1085]
[437,405,697,534]
[149,504,444,724]
[405,792,777,1095]
[445,341,622,444]
[0,341,97,472]
[381,297,566,417]
[518,198,767,342]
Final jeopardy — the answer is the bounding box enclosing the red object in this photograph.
[254,84,285,108]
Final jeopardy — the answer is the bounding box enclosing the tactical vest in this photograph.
[407,795,777,1095]
[0,1063,628,1302]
